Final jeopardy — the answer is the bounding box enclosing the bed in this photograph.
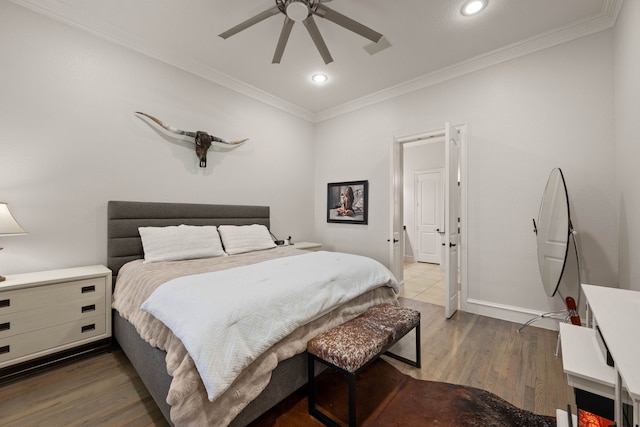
[107,200,398,426]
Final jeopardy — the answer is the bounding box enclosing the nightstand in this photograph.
[293,242,322,251]
[0,265,112,381]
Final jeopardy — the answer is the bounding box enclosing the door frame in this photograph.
[389,124,468,312]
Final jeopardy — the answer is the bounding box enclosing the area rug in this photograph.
[248,358,556,427]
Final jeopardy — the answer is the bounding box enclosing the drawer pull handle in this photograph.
[81,324,96,333]
[0,322,9,331]
[81,304,96,313]
[0,299,9,308]
[0,345,9,354]
[81,285,95,293]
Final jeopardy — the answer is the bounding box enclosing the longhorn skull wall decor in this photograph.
[135,112,248,167]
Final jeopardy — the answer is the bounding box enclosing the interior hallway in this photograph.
[399,261,445,306]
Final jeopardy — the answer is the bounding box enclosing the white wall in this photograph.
[614,0,640,292]
[0,1,628,323]
[0,2,316,275]
[314,31,618,322]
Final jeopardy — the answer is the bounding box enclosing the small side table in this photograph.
[293,242,322,252]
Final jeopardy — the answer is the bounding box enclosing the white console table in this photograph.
[560,284,640,426]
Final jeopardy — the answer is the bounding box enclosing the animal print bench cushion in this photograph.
[307,304,420,373]
[360,303,420,341]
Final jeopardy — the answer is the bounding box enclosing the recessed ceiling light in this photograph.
[311,73,328,84]
[461,0,488,16]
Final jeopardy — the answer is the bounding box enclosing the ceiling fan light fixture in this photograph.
[286,1,310,22]
[461,0,488,16]
[311,73,328,84]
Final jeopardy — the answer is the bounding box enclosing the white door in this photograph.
[444,123,460,318]
[415,170,443,264]
[389,141,404,284]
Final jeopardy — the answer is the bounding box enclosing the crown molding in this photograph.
[10,0,623,124]
[9,0,316,122]
[315,0,623,122]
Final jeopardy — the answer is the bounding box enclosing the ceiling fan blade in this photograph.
[218,6,281,39]
[272,17,295,64]
[303,15,333,64]
[315,4,383,43]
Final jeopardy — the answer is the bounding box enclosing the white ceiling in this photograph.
[12,0,621,121]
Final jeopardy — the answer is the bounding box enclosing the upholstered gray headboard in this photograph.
[107,200,270,281]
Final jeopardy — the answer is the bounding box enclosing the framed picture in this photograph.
[327,180,368,224]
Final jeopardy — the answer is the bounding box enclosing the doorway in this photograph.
[390,123,467,317]
[402,261,446,306]
[415,169,444,264]
[405,154,445,265]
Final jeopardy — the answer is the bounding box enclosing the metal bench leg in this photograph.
[308,353,316,416]
[415,319,421,368]
[348,372,356,427]
[384,321,422,368]
[308,353,344,427]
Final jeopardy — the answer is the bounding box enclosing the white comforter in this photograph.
[141,250,398,402]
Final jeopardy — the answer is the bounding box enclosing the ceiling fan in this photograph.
[218,0,383,65]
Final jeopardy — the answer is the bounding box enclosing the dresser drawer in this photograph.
[0,315,107,367]
[0,294,106,339]
[0,277,106,315]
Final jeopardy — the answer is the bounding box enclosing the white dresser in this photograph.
[560,284,640,427]
[0,265,112,376]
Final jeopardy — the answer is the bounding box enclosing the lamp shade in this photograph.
[0,203,26,235]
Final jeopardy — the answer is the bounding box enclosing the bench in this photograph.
[307,303,421,427]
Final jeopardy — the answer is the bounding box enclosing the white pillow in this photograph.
[138,224,226,263]
[218,224,277,255]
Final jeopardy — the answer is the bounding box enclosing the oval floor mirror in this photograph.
[536,167,571,297]
[518,167,582,336]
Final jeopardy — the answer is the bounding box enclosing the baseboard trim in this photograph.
[465,298,560,331]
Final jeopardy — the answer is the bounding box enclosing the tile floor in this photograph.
[399,261,446,306]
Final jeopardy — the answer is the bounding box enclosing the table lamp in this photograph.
[0,202,27,282]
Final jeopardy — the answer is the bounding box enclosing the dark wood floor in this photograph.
[0,347,169,426]
[392,299,574,417]
[0,299,574,426]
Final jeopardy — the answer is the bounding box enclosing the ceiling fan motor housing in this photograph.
[288,1,309,21]
[278,0,317,21]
